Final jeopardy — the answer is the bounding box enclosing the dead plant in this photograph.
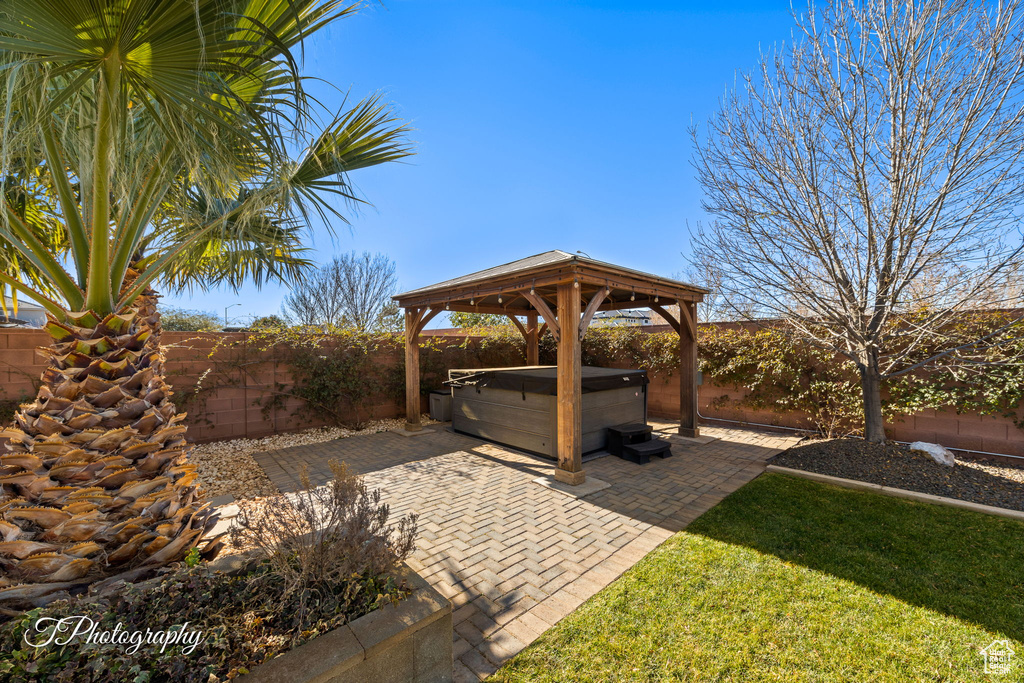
[230,460,417,628]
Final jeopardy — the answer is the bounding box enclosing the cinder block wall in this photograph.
[0,329,402,443]
[160,332,405,442]
[645,364,1024,457]
[1,327,1020,455]
[0,328,49,400]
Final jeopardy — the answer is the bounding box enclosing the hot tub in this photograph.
[446,366,648,458]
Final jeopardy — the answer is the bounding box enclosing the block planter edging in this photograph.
[237,564,453,683]
[765,465,1024,522]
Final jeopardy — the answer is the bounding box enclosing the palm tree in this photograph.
[0,0,412,607]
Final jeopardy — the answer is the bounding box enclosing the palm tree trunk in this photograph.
[0,305,214,607]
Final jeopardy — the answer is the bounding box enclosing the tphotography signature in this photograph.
[22,615,204,655]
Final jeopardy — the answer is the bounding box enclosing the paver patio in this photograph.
[252,423,801,681]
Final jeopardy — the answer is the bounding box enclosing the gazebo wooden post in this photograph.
[526,312,539,365]
[555,282,585,485]
[404,307,422,431]
[678,301,700,437]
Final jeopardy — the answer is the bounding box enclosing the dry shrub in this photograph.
[230,460,417,617]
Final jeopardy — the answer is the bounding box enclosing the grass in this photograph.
[490,473,1024,682]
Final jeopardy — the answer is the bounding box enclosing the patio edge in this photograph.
[765,465,1024,522]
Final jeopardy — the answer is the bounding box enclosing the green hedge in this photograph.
[179,321,1023,438]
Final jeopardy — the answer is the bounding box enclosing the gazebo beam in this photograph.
[579,287,609,340]
[397,270,702,310]
[506,312,540,364]
[599,298,663,312]
[522,290,560,342]
[526,312,539,365]
[649,302,680,333]
[555,282,584,485]
[650,303,699,436]
[404,307,424,431]
[441,303,518,315]
[442,299,667,317]
[678,302,699,437]
[506,313,528,339]
[398,272,572,309]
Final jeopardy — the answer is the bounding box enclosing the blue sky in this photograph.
[161,0,798,327]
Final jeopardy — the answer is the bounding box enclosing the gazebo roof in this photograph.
[393,250,707,314]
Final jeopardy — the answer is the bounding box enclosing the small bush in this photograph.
[231,459,417,631]
[0,464,418,682]
[249,315,287,330]
[159,307,222,332]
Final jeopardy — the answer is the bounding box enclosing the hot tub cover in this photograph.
[446,366,648,396]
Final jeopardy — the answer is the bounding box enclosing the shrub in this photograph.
[249,315,287,330]
[696,325,864,436]
[0,464,418,681]
[158,307,222,332]
[231,459,418,617]
[447,312,510,328]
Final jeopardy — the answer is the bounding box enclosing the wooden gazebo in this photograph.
[393,251,707,486]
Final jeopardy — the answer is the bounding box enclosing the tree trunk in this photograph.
[0,303,216,609]
[858,351,886,443]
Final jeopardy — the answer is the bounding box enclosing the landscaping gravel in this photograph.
[772,439,1024,512]
[191,417,435,501]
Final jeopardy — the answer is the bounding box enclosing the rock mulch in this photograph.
[772,439,1024,512]
[191,417,434,501]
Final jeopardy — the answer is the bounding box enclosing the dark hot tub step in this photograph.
[619,439,673,464]
[607,423,654,456]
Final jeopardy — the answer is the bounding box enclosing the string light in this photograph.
[654,295,659,303]
[630,289,635,302]
[470,298,475,306]
[498,294,503,304]
[574,279,579,289]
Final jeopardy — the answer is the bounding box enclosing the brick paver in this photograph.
[253,424,801,681]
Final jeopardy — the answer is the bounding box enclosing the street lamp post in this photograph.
[224,303,241,329]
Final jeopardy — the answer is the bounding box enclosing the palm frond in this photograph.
[0,0,412,316]
[286,94,414,226]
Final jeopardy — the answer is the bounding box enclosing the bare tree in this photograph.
[691,0,1024,442]
[283,252,399,331]
[676,260,733,323]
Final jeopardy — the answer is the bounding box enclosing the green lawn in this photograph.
[491,473,1024,682]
